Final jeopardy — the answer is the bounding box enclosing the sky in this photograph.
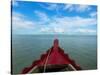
[12,1,97,35]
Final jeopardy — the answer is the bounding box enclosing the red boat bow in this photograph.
[22,39,82,74]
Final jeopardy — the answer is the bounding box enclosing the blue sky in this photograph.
[12,1,97,35]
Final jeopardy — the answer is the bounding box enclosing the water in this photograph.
[12,35,97,74]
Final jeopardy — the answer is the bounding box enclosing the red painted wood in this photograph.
[21,39,81,74]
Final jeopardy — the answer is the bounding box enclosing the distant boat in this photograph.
[21,39,82,74]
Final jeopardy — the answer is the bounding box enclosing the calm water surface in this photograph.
[12,35,97,74]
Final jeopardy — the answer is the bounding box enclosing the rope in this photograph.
[43,48,52,72]
[68,64,77,71]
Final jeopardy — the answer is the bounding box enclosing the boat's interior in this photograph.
[30,64,76,73]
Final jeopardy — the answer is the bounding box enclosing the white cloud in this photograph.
[53,16,97,27]
[40,15,96,34]
[40,27,50,32]
[76,29,96,33]
[77,5,91,12]
[34,11,50,23]
[40,3,91,13]
[40,3,58,10]
[12,12,35,29]
[39,3,61,16]
[54,28,65,33]
[40,27,65,33]
[12,2,97,35]
[64,4,91,12]
[46,4,58,10]
[12,10,97,34]
[90,12,97,17]
[64,4,74,12]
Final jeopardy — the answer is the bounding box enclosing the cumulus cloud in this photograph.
[12,12,35,29]
[12,2,97,35]
[40,3,59,10]
[53,16,97,28]
[64,4,91,12]
[34,10,97,27]
[38,13,96,34]
[34,10,50,23]
[12,10,97,35]
[40,3,91,12]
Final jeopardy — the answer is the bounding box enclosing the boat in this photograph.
[21,39,82,74]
